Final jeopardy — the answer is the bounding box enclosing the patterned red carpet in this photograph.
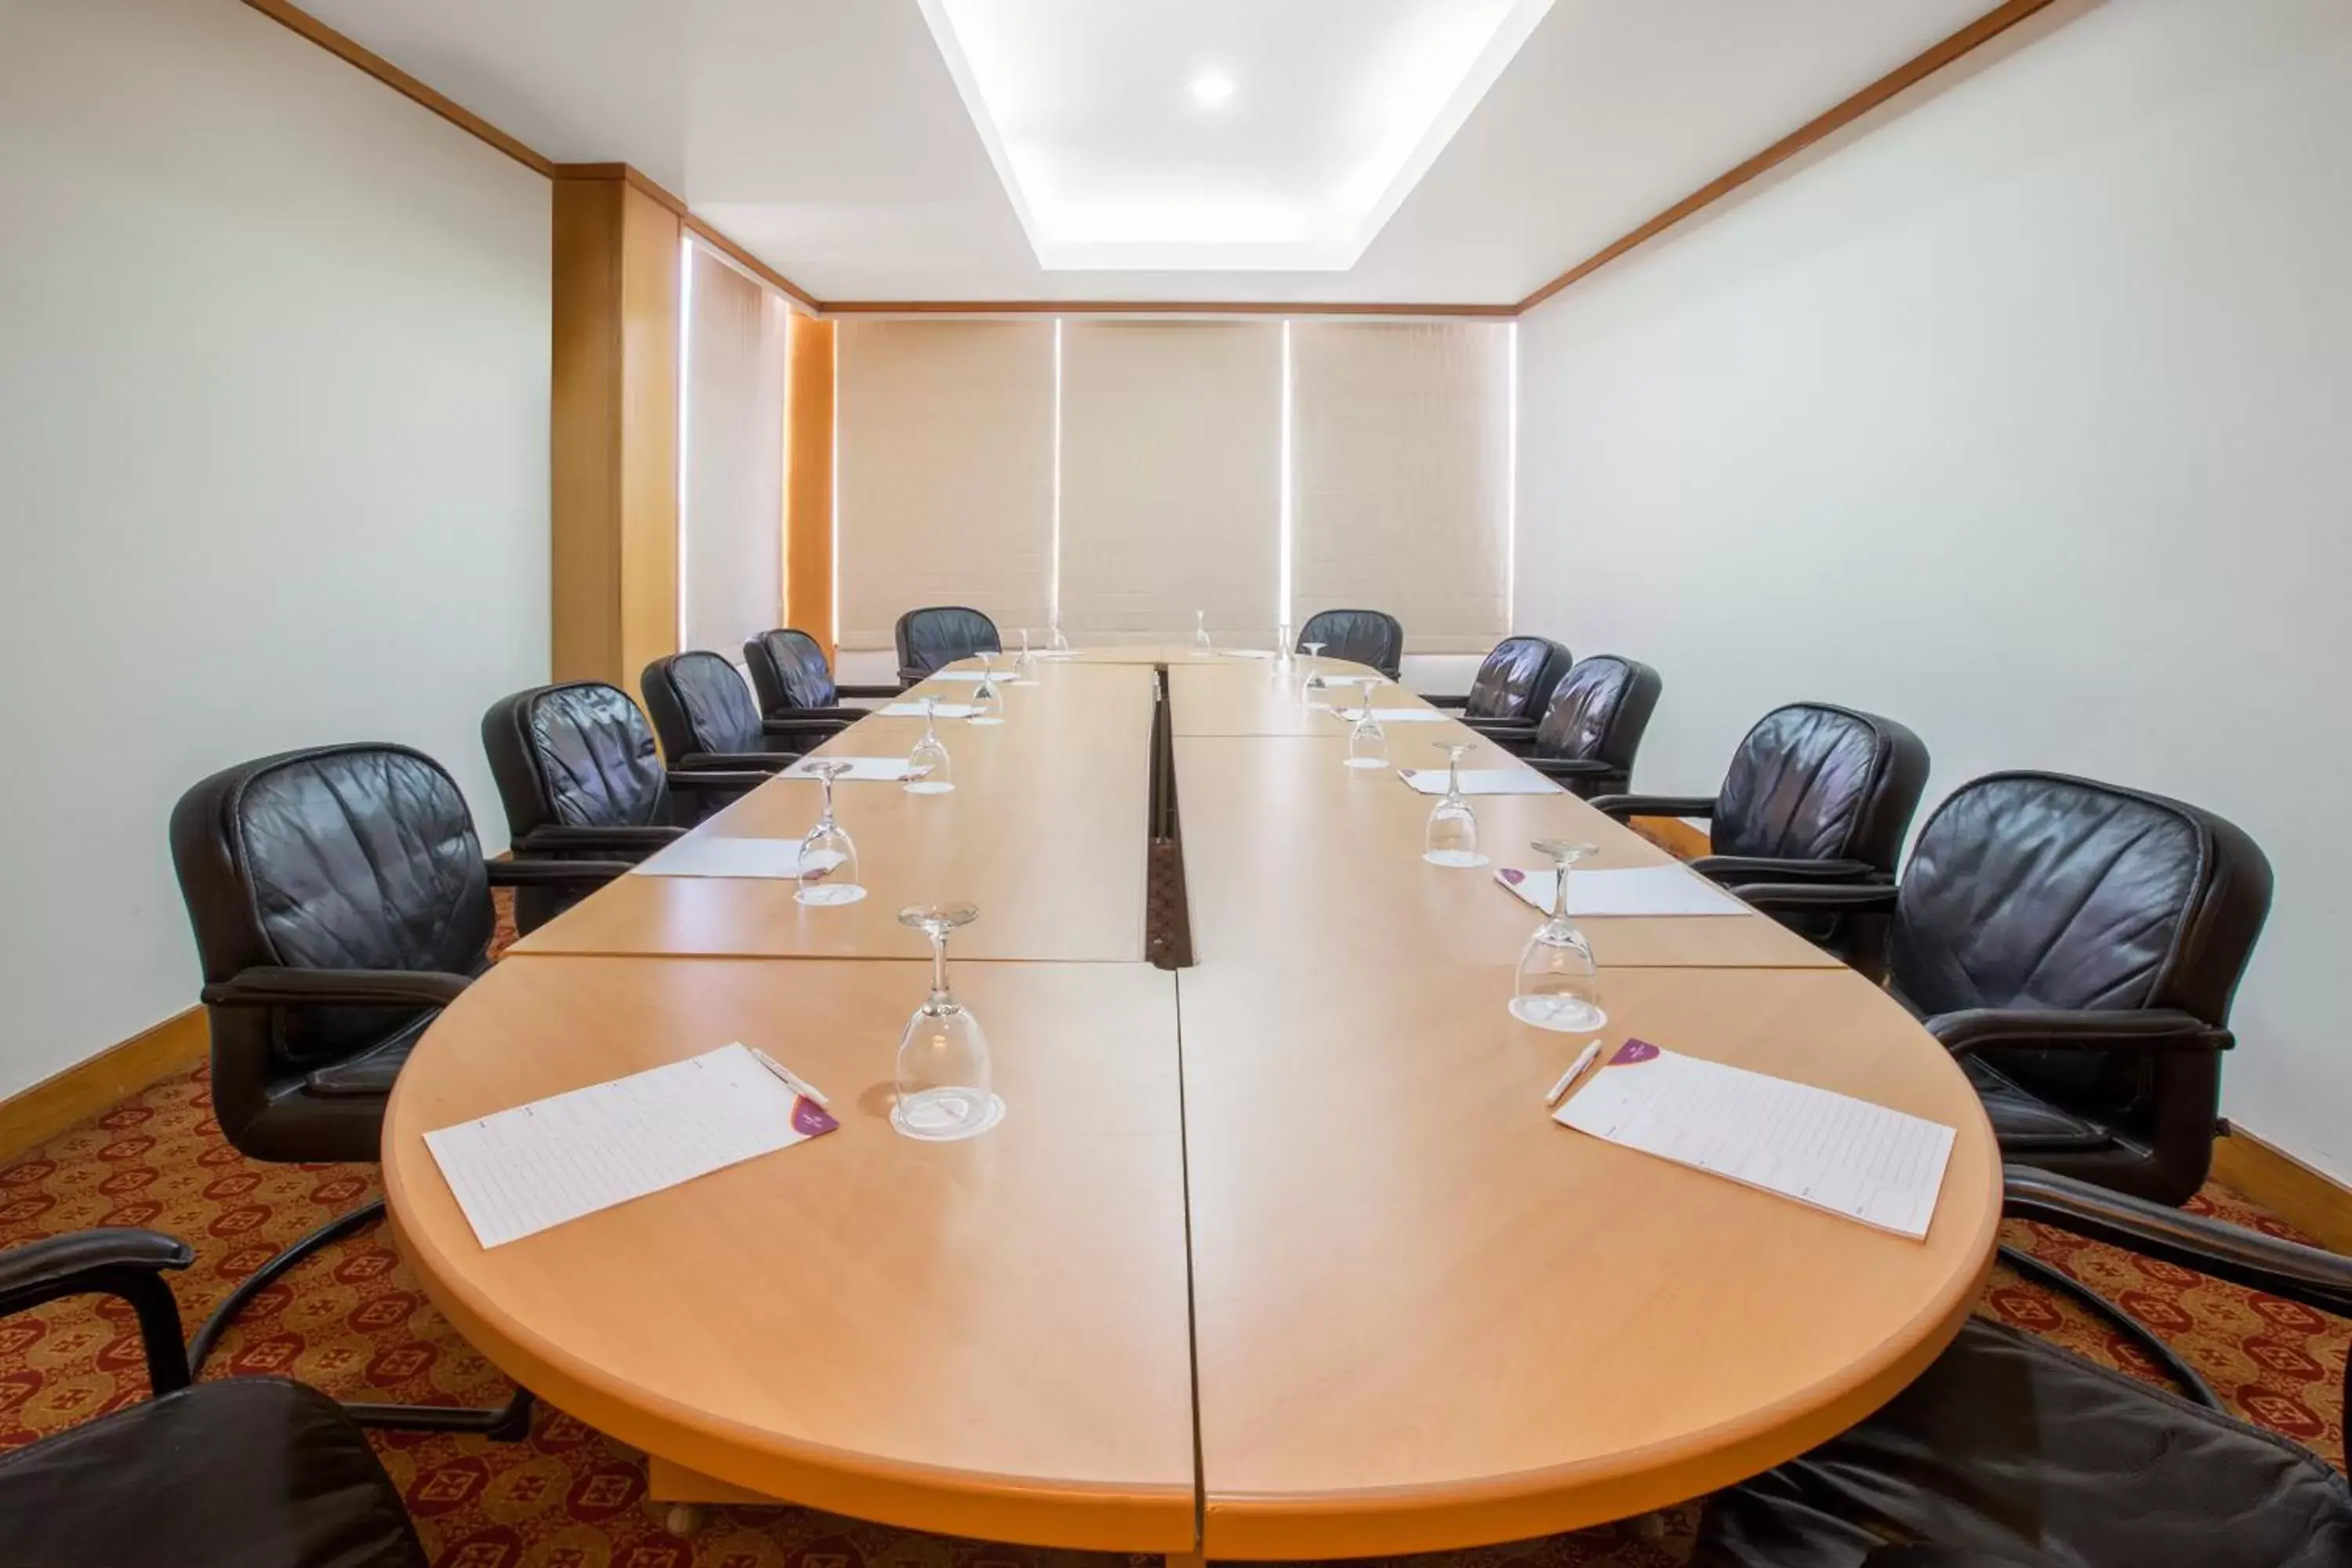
[2,965,2343,1565]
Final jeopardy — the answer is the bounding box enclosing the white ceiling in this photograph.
[296,0,1994,305]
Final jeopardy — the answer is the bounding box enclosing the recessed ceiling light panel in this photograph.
[917,0,1555,272]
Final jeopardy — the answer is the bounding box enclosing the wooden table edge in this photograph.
[1198,1150,2004,1559]
[380,1134,1198,1554]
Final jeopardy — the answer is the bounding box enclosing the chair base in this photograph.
[188,1196,535,1440]
[1998,1242,2220,1409]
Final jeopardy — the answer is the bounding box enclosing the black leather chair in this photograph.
[895,605,1000,688]
[1296,608,1403,680]
[1499,655,1662,797]
[483,681,779,928]
[170,742,632,1433]
[1732,772,2270,1208]
[1692,1166,2352,1568]
[743,627,895,746]
[641,650,811,821]
[0,1227,429,1568]
[1429,635,1573,731]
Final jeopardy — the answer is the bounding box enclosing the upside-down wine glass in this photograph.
[1512,840,1606,1032]
[1345,694,1388,770]
[1274,620,1294,680]
[1299,641,1328,701]
[892,902,1000,1140]
[1013,628,1037,683]
[969,659,1004,726]
[795,760,864,905]
[1194,609,1213,652]
[1422,743,1486,868]
[906,697,953,794]
[1049,620,1071,653]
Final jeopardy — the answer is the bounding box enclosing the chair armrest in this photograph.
[202,966,474,1009]
[0,1229,194,1394]
[514,825,684,857]
[897,666,930,690]
[1424,694,1471,710]
[666,769,784,793]
[762,716,855,742]
[1725,881,1902,916]
[1689,855,1879,887]
[1524,756,1615,779]
[1926,1006,2231,1058]
[837,684,900,701]
[675,750,797,771]
[487,858,640,890]
[2004,1165,2352,1317]
[1588,793,1717,822]
[1463,717,1537,740]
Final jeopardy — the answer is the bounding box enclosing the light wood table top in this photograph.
[1174,733,1845,970]
[1179,962,2001,1558]
[383,955,1196,1552]
[509,662,1152,964]
[1168,657,1403,736]
[394,646,1997,1563]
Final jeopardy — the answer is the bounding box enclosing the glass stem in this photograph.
[928,930,953,1009]
[1552,858,1571,924]
[819,773,835,827]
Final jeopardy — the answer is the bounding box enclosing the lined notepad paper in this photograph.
[1333,706,1450,724]
[881,702,978,718]
[782,756,917,782]
[423,1044,837,1249]
[1555,1040,1955,1239]
[1397,767,1560,795]
[1496,865,1749,917]
[630,838,838,879]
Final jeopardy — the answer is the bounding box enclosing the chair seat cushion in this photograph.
[1693,1319,2352,1568]
[301,1010,429,1098]
[1962,1058,2115,1152]
[0,1377,426,1568]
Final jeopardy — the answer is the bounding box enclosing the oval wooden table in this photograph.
[383,653,2002,1563]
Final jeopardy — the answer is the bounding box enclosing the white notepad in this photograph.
[1556,1040,1955,1239]
[881,702,978,718]
[1218,649,1276,659]
[1396,767,1560,795]
[423,1044,839,1249]
[1495,864,1749,917]
[782,755,916,782]
[923,671,993,681]
[1333,706,1449,723]
[630,837,839,879]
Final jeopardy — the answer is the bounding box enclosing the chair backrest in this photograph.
[743,628,837,713]
[1297,608,1403,679]
[895,606,1000,678]
[1893,772,2272,1022]
[169,745,493,1120]
[1711,702,1929,873]
[482,681,670,836]
[1534,655,1661,772]
[1464,636,1573,722]
[640,650,763,758]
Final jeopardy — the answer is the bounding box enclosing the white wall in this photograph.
[0,0,551,1098]
[1516,0,2352,1178]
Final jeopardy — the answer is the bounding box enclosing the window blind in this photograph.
[1058,320,1283,646]
[835,319,1056,651]
[1290,321,1512,654]
[680,243,787,658]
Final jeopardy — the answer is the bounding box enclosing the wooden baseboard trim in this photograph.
[2212,1126,2352,1254]
[0,1009,209,1163]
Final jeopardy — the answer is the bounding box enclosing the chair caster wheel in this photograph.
[666,1503,707,1536]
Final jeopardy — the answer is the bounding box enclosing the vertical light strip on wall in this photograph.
[1050,318,1064,633]
[1278,319,1294,637]
[676,236,695,644]
[829,324,840,649]
[1505,319,1519,627]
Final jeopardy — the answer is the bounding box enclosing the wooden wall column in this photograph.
[552,167,681,688]
[786,317,837,663]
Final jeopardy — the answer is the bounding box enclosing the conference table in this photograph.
[383,646,2001,1561]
